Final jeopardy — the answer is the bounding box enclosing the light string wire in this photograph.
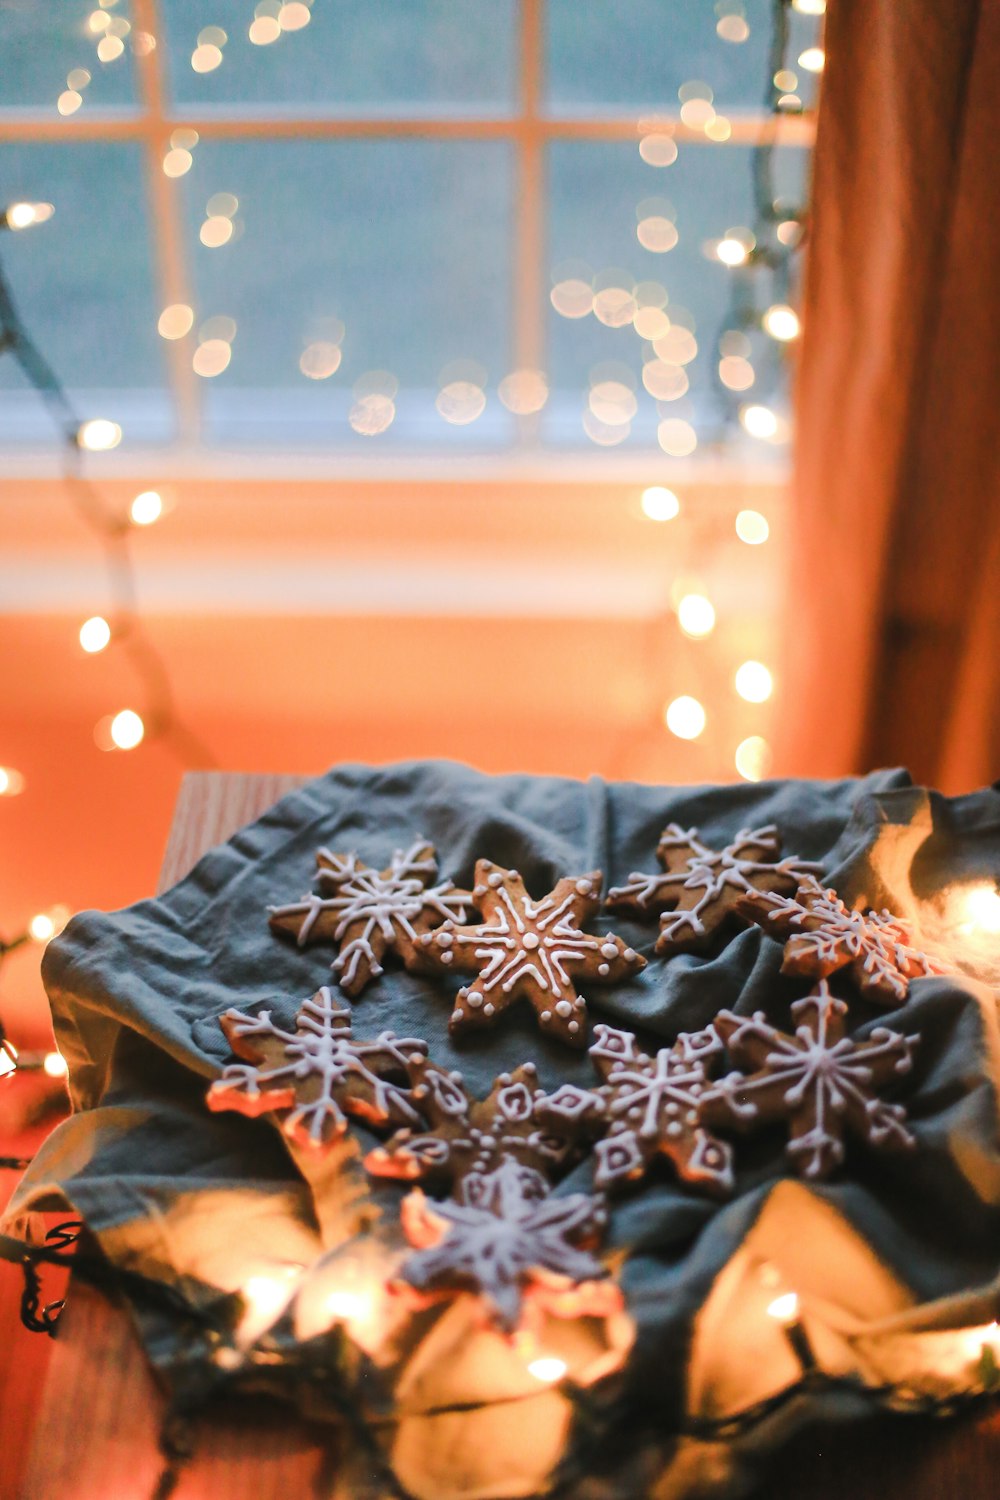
[0,241,216,771]
[710,0,808,429]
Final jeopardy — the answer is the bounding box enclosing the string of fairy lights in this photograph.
[0,206,217,1081]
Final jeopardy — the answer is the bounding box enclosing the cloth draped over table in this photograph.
[779,0,1000,792]
[5,760,1000,1499]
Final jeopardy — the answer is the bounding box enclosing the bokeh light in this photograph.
[718,355,754,391]
[677,594,716,638]
[157,303,194,340]
[498,369,548,414]
[643,360,688,401]
[763,304,801,341]
[735,661,774,702]
[665,696,706,740]
[0,767,26,797]
[77,418,122,451]
[735,509,770,545]
[109,710,145,751]
[79,616,112,653]
[299,342,342,380]
[640,486,680,522]
[740,404,778,439]
[638,132,678,168]
[735,736,773,782]
[657,418,697,457]
[130,491,163,526]
[192,339,232,377]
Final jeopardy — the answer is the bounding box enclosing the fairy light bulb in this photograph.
[767,1291,799,1324]
[735,735,772,782]
[44,1051,69,1078]
[0,1042,17,1079]
[735,661,774,703]
[527,1356,568,1383]
[4,201,55,231]
[740,404,778,439]
[762,304,801,341]
[130,490,163,526]
[735,509,770,545]
[77,418,122,452]
[640,486,680,522]
[0,767,26,796]
[716,237,749,266]
[677,594,716,638]
[79,616,111,653]
[665,696,706,740]
[798,47,825,72]
[110,709,144,750]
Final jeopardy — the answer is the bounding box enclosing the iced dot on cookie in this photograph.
[467,990,483,1008]
[436,931,454,947]
[474,884,487,898]
[556,1000,572,1018]
[523,933,540,950]
[541,1010,552,1023]
[576,879,593,895]
[484,1002,495,1017]
[488,872,504,888]
[598,963,610,976]
[624,949,637,962]
[569,1020,580,1035]
[450,1010,463,1025]
[601,942,619,958]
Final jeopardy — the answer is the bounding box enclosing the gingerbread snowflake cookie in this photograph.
[268,838,472,997]
[368,1063,615,1330]
[738,875,944,1006]
[399,1156,615,1333]
[701,980,920,1178]
[607,823,820,954]
[206,986,428,1150]
[416,859,645,1048]
[587,1022,733,1196]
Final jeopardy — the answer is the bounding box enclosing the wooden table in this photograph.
[9,774,1000,1499]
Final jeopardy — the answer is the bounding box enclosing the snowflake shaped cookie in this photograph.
[416,859,645,1048]
[398,1156,616,1332]
[588,1023,733,1196]
[206,987,428,1151]
[607,823,820,954]
[701,981,920,1178]
[366,1060,603,1188]
[738,875,944,1006]
[268,838,472,997]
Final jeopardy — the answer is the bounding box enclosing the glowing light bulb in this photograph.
[325,1288,370,1321]
[130,491,163,526]
[735,735,772,782]
[716,237,749,266]
[44,1051,69,1078]
[278,1,312,27]
[735,661,773,703]
[80,616,112,653]
[763,304,801,341]
[77,418,122,451]
[110,709,144,750]
[955,883,1000,935]
[798,47,825,72]
[665,696,706,740]
[677,594,716,638]
[740,404,778,439]
[243,1274,291,1320]
[792,0,826,11]
[162,148,193,178]
[0,767,26,797]
[641,486,680,522]
[527,1356,568,1383]
[191,43,223,73]
[767,1292,799,1323]
[735,509,770,545]
[30,909,68,943]
[5,201,54,231]
[0,1042,17,1078]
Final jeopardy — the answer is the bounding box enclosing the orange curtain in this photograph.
[778,0,1000,792]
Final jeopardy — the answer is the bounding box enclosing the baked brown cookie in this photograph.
[737,875,945,1006]
[207,987,427,1151]
[607,823,820,954]
[701,981,919,1178]
[268,838,472,997]
[416,859,645,1047]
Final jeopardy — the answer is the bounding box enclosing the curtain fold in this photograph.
[778,0,1000,791]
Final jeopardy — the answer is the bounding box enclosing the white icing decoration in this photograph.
[608,823,821,944]
[209,987,427,1147]
[269,839,469,992]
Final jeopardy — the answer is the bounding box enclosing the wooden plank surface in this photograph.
[11,773,1000,1498]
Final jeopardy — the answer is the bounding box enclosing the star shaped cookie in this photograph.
[701,981,920,1178]
[415,859,645,1047]
[738,875,945,1005]
[268,838,472,997]
[607,823,820,954]
[206,987,428,1151]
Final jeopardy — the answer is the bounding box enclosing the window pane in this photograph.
[0,142,172,445]
[161,0,518,114]
[0,0,138,111]
[544,139,808,453]
[174,139,514,447]
[546,0,821,114]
